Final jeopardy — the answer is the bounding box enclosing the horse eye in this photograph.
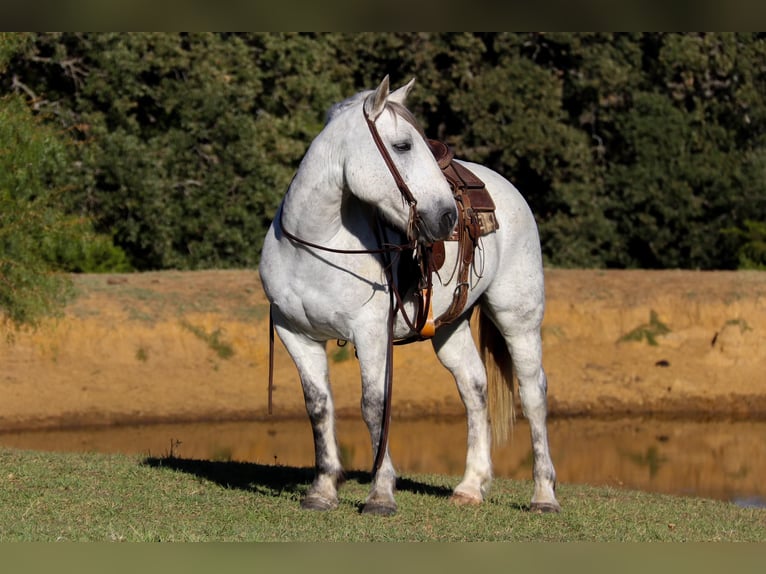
[393,142,412,152]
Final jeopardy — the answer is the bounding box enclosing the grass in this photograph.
[69,273,270,325]
[724,317,752,333]
[329,340,354,363]
[618,310,671,346]
[179,321,235,360]
[0,448,763,542]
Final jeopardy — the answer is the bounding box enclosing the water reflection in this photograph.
[1,416,764,506]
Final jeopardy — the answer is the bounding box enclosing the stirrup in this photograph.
[418,287,436,338]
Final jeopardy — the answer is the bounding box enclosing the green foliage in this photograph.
[3,33,352,270]
[0,33,33,71]
[179,320,234,360]
[1,33,132,330]
[329,341,353,363]
[0,94,75,330]
[722,220,766,270]
[724,318,751,333]
[3,33,766,271]
[135,346,149,362]
[42,226,132,273]
[619,310,671,346]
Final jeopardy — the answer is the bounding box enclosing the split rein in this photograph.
[268,106,425,476]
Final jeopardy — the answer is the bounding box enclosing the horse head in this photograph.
[334,76,458,244]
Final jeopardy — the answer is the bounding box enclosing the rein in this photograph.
[277,209,413,255]
[268,105,425,476]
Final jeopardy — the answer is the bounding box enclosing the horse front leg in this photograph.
[355,336,398,515]
[432,317,493,504]
[274,323,343,511]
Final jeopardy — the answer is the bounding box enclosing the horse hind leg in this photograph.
[432,315,493,505]
[480,306,561,513]
[273,323,343,511]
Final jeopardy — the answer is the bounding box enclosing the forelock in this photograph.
[386,101,426,139]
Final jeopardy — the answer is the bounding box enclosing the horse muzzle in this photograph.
[416,204,458,243]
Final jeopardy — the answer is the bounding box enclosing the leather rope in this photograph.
[268,307,274,415]
[371,217,396,476]
[267,107,495,478]
[268,105,424,477]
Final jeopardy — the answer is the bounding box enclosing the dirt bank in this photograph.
[1,269,765,432]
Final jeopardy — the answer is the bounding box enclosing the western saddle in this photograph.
[399,139,499,341]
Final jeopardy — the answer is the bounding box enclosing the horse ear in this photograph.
[389,77,415,105]
[364,75,390,120]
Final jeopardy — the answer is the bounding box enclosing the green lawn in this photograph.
[0,448,763,542]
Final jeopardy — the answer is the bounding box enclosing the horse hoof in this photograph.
[362,502,397,516]
[529,501,561,514]
[300,495,338,511]
[450,491,482,506]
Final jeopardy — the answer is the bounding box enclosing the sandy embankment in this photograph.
[1,269,765,432]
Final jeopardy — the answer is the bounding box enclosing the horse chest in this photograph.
[268,251,390,336]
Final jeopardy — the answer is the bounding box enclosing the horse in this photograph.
[259,76,560,515]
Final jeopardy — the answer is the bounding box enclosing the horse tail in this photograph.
[477,307,515,446]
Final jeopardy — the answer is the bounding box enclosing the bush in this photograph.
[723,220,766,270]
[0,94,75,329]
[4,33,766,271]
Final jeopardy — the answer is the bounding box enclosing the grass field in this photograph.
[1,447,763,542]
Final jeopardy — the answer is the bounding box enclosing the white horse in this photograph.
[259,76,560,515]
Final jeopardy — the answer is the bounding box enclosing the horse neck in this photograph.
[281,137,346,244]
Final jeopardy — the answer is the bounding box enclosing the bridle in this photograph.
[362,107,423,243]
[278,104,422,251]
[269,104,430,476]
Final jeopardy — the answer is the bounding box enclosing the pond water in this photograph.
[1,416,764,508]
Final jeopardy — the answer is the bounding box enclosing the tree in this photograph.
[1,33,129,333]
[0,89,73,331]
[3,33,355,270]
[4,33,766,271]
[602,33,766,268]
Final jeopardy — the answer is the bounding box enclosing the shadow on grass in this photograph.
[142,456,453,501]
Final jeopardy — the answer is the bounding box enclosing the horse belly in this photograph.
[391,239,499,339]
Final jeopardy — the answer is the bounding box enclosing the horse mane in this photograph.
[325,91,367,123]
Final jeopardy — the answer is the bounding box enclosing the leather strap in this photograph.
[363,108,421,242]
[433,188,476,330]
[408,141,498,337]
[268,305,274,415]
